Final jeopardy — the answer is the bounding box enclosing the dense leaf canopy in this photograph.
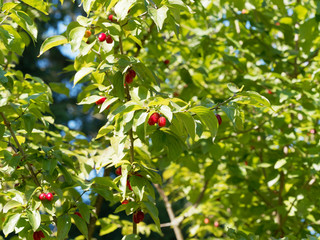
[0,0,320,239]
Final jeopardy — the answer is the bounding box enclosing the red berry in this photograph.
[125,74,134,84]
[75,212,82,218]
[148,113,160,126]
[215,114,222,125]
[275,22,280,26]
[245,161,248,166]
[95,97,106,105]
[128,69,136,78]
[108,14,113,21]
[164,59,170,65]
[115,167,122,176]
[137,210,144,222]
[46,192,53,201]
[122,200,129,204]
[106,35,113,44]
[158,117,166,127]
[39,193,46,201]
[267,89,272,94]
[127,179,133,191]
[39,231,45,238]
[204,218,210,224]
[84,30,91,38]
[214,221,219,227]
[33,231,44,240]
[98,33,107,42]
[133,212,140,223]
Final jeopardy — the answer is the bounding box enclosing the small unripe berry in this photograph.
[96,97,106,105]
[46,192,53,201]
[75,212,82,218]
[106,35,113,44]
[84,30,92,38]
[98,33,107,42]
[148,113,160,126]
[158,117,166,127]
[215,114,222,125]
[115,167,122,176]
[122,200,129,204]
[39,193,46,201]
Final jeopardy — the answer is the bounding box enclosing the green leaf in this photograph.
[0,67,8,84]
[27,210,41,231]
[74,67,95,85]
[189,106,219,141]
[227,83,244,93]
[130,176,146,201]
[49,82,70,96]
[78,95,101,105]
[142,201,160,230]
[20,0,48,15]
[71,214,88,239]
[114,0,136,21]
[3,213,21,236]
[233,91,271,109]
[111,71,125,101]
[122,234,141,240]
[274,159,287,169]
[57,215,71,240]
[38,35,68,56]
[148,5,168,31]
[132,62,159,86]
[83,0,96,15]
[0,25,25,55]
[175,112,195,141]
[3,200,22,213]
[58,164,73,185]
[78,202,91,224]
[100,97,118,113]
[22,113,36,134]
[10,11,38,41]
[69,27,86,52]
[159,105,172,122]
[268,174,280,187]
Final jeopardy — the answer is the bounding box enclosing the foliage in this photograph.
[1,0,320,239]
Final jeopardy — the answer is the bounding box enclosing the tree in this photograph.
[0,0,319,239]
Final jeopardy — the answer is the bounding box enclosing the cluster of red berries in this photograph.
[39,192,53,201]
[98,33,113,44]
[148,113,166,127]
[33,230,45,240]
[133,210,144,224]
[125,69,136,84]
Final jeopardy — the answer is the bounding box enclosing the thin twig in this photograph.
[154,184,184,240]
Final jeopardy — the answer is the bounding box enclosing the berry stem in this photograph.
[119,32,137,234]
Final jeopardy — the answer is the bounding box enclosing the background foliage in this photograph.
[0,0,320,239]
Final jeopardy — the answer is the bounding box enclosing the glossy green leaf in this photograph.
[148,5,168,31]
[20,0,48,15]
[27,210,41,231]
[71,214,88,239]
[122,234,141,240]
[3,213,21,236]
[3,200,21,213]
[74,67,95,85]
[69,27,86,52]
[38,35,68,56]
[22,113,36,134]
[114,0,136,21]
[57,215,71,240]
[10,11,38,41]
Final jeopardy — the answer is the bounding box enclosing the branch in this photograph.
[88,169,110,240]
[194,179,209,208]
[154,184,184,240]
[0,112,41,188]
